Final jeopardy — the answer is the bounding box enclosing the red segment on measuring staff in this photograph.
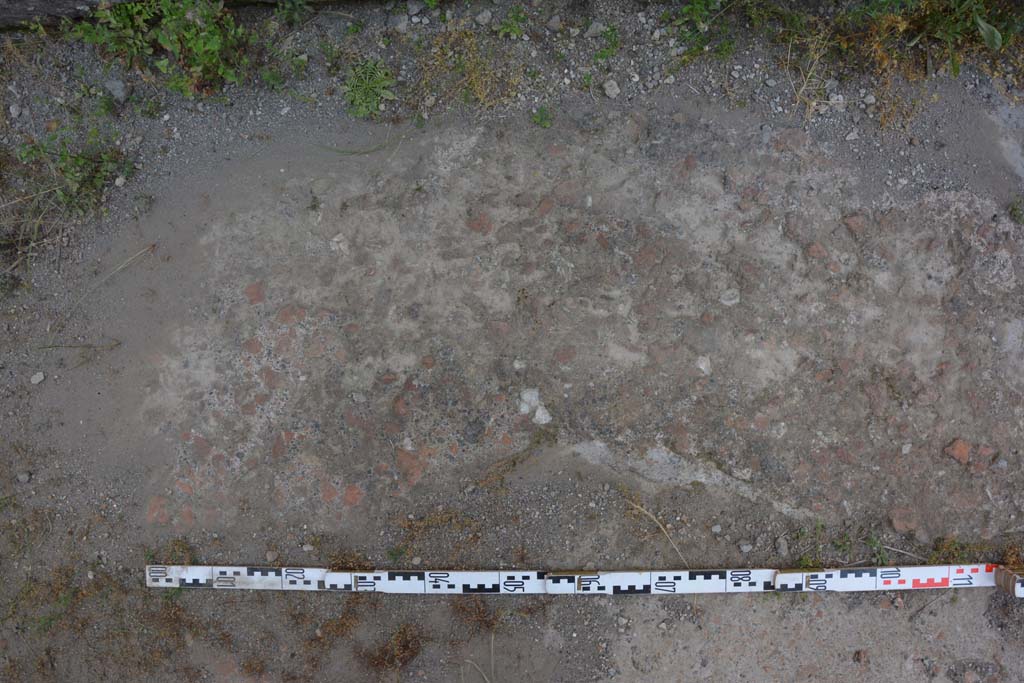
[911,577,949,589]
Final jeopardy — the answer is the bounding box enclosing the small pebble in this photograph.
[17,471,31,484]
[266,550,279,563]
[711,524,722,534]
[31,372,45,385]
[302,544,315,552]
[719,288,740,307]
[739,542,753,554]
[411,556,422,566]
[474,9,491,25]
[603,79,621,99]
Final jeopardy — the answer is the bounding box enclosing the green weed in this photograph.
[260,66,285,89]
[342,60,397,117]
[498,6,528,40]
[69,1,160,67]
[319,39,352,76]
[72,0,251,97]
[1009,196,1024,224]
[930,536,986,564]
[275,0,311,27]
[16,131,128,211]
[832,532,853,556]
[835,0,1019,76]
[714,38,737,59]
[595,26,621,62]
[36,590,75,632]
[866,534,889,565]
[531,106,553,128]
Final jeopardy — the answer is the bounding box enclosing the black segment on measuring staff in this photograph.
[247,567,283,577]
[689,570,727,580]
[839,568,877,578]
[463,583,500,593]
[775,581,803,592]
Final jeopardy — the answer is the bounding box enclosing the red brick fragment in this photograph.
[244,281,265,304]
[944,438,971,465]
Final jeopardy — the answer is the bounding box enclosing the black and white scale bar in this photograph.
[146,564,1024,597]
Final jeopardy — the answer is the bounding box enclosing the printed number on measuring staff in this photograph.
[953,574,974,587]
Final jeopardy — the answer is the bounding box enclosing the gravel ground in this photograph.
[2,1,1024,681]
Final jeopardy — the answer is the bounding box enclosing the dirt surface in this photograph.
[3,2,1024,682]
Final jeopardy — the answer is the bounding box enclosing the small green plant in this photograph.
[347,20,364,35]
[260,66,285,89]
[1009,196,1024,224]
[831,532,852,555]
[866,534,888,566]
[531,106,553,128]
[498,6,527,39]
[595,25,621,62]
[96,93,117,117]
[930,536,983,564]
[320,40,348,76]
[670,0,724,40]
[424,0,440,9]
[342,59,397,117]
[36,590,76,632]
[275,0,311,27]
[713,37,736,59]
[581,73,593,89]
